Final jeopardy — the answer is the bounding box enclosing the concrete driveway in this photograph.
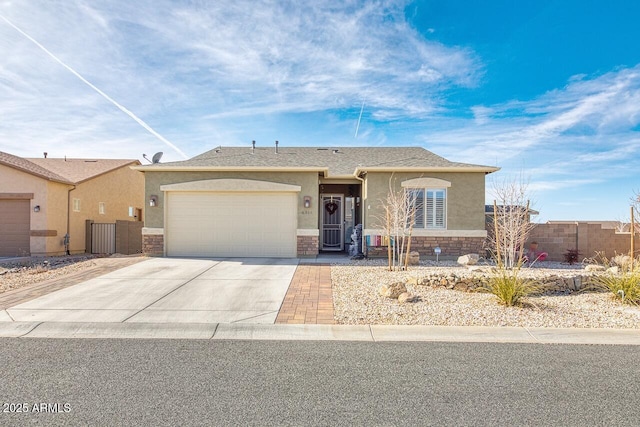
[4,258,298,324]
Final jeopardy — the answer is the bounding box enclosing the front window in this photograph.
[409,188,446,229]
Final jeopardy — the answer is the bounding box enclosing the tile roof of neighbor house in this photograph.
[0,151,140,184]
[26,157,140,183]
[485,205,540,216]
[0,151,72,184]
[138,146,499,177]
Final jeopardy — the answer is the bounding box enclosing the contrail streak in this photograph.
[0,15,189,159]
[354,100,365,138]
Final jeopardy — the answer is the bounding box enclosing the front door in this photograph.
[320,194,344,251]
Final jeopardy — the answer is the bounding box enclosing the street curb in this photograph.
[213,323,372,341]
[1,322,640,344]
[15,322,218,340]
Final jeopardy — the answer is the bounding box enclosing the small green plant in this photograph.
[480,266,540,306]
[563,249,581,265]
[596,270,640,305]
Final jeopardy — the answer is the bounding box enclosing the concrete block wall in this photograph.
[528,222,633,261]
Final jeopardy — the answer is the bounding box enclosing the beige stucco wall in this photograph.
[68,166,145,253]
[143,171,319,230]
[44,182,72,255]
[363,172,487,231]
[0,164,73,255]
[0,164,144,255]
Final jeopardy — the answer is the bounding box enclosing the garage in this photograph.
[0,199,30,257]
[163,180,299,258]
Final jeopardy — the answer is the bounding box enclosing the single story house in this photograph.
[0,151,144,256]
[134,144,499,258]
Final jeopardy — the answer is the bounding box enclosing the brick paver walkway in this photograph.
[0,257,144,310]
[276,264,334,324]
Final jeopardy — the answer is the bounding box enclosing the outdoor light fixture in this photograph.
[149,195,158,207]
[434,246,441,262]
[33,205,40,212]
[304,196,312,208]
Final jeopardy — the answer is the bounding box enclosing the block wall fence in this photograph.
[527,222,634,262]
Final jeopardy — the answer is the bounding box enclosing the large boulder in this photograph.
[400,251,420,266]
[457,254,479,266]
[379,281,407,299]
[607,266,620,274]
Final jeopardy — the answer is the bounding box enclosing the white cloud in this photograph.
[428,65,640,168]
[0,0,481,160]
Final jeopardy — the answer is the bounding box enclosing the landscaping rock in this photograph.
[398,292,416,303]
[400,251,420,266]
[379,281,407,298]
[584,264,606,272]
[457,254,479,266]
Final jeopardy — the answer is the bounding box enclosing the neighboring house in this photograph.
[484,204,540,228]
[135,144,499,258]
[0,151,144,256]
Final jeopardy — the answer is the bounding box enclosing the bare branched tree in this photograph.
[631,191,640,235]
[614,218,630,234]
[630,191,640,260]
[377,177,418,271]
[487,176,536,269]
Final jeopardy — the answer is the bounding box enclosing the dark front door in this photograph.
[320,194,343,251]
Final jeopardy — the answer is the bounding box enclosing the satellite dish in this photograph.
[151,152,163,164]
[142,153,151,163]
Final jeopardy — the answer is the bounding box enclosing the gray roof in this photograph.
[143,146,497,177]
[485,205,540,215]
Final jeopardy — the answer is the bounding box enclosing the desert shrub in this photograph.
[583,251,638,273]
[563,249,581,265]
[611,254,633,271]
[480,267,540,307]
[595,268,640,305]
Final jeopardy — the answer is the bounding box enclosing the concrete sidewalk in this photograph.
[1,322,639,345]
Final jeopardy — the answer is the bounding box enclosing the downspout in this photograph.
[355,171,366,257]
[66,185,76,255]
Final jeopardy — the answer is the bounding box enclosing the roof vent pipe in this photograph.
[43,152,47,158]
[252,140,255,154]
[275,140,279,154]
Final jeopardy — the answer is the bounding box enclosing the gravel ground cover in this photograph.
[332,260,640,328]
[0,255,101,294]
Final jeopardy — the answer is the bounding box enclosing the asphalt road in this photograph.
[1,339,639,426]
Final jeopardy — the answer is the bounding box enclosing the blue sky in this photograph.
[1,0,639,222]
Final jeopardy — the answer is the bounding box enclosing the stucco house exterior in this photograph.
[135,144,499,258]
[0,151,144,256]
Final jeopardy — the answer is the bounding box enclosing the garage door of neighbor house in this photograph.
[166,191,297,257]
[0,199,30,257]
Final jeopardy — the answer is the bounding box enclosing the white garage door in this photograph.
[166,191,297,257]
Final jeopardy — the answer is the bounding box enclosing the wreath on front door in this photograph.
[325,201,339,215]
